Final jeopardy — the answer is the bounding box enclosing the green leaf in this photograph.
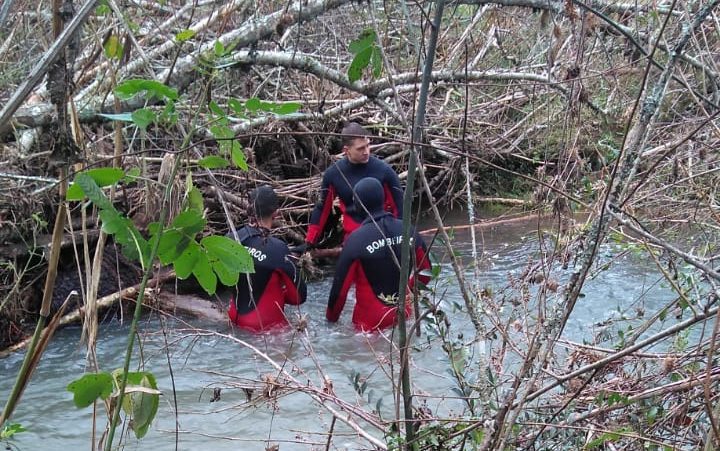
[273,102,301,115]
[98,209,125,234]
[173,240,200,279]
[209,124,234,143]
[230,144,248,170]
[67,168,125,200]
[245,97,261,112]
[98,112,134,122]
[198,155,229,169]
[113,370,160,439]
[185,186,204,213]
[170,209,206,236]
[115,79,178,102]
[258,100,274,112]
[228,98,244,115]
[213,40,225,57]
[348,46,372,83]
[211,257,239,286]
[208,101,226,119]
[67,372,114,408]
[348,29,376,54]
[131,108,156,130]
[371,47,383,78]
[122,167,141,183]
[193,250,217,294]
[0,423,27,440]
[156,229,186,264]
[201,235,254,273]
[103,34,124,60]
[74,173,114,210]
[175,29,196,42]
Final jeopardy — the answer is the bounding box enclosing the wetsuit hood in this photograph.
[353,177,385,219]
[249,185,278,219]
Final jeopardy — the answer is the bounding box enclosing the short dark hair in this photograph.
[248,185,279,219]
[341,122,370,147]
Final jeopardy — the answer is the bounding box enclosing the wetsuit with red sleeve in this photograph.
[326,212,431,331]
[306,156,404,245]
[226,225,306,332]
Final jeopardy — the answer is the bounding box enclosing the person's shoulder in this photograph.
[322,160,344,179]
[370,156,396,174]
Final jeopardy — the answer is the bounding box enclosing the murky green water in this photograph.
[0,215,677,450]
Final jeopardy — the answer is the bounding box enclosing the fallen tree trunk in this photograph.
[0,269,175,358]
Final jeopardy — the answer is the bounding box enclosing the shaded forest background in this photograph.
[2,0,720,449]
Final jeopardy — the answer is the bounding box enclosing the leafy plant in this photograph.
[67,370,161,439]
[0,422,26,441]
[347,29,383,83]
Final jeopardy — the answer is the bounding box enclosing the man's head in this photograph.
[248,185,279,220]
[341,122,371,164]
[354,177,385,218]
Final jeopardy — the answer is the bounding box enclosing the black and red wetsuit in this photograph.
[226,225,306,332]
[306,156,404,245]
[326,212,431,331]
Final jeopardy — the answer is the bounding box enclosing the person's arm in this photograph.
[382,164,404,218]
[279,249,306,305]
[306,171,336,245]
[411,231,432,287]
[326,252,358,322]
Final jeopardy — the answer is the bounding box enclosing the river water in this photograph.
[0,214,677,450]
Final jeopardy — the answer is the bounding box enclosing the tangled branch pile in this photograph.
[1,0,720,448]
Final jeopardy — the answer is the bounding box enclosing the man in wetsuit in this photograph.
[226,185,307,332]
[326,177,431,331]
[305,122,404,247]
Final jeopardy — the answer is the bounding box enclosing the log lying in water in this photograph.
[0,270,175,358]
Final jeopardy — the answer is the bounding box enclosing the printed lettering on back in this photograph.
[365,235,410,254]
[246,246,267,262]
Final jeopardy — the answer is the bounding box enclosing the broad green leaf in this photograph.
[213,40,225,57]
[193,250,217,294]
[75,173,114,210]
[228,98,244,115]
[103,34,124,59]
[173,240,200,279]
[348,46,372,83]
[67,372,114,408]
[157,229,186,264]
[211,257,239,286]
[131,108,156,130]
[231,144,248,170]
[98,209,125,235]
[208,101,226,119]
[201,235,254,273]
[198,155,229,169]
[67,168,125,200]
[245,97,261,112]
[273,102,301,115]
[258,100,274,112]
[112,370,160,439]
[175,29,196,42]
[185,186,204,213]
[115,79,178,102]
[122,167,141,183]
[348,29,376,54]
[210,124,234,141]
[0,423,26,440]
[98,112,134,122]
[170,209,206,235]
